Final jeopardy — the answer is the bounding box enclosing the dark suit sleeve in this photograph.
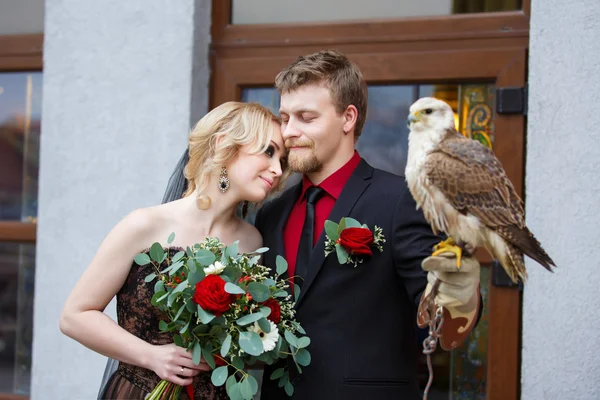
[392,186,444,306]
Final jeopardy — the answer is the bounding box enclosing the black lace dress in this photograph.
[99,248,228,400]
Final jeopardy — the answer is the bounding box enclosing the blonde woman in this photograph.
[60,102,288,400]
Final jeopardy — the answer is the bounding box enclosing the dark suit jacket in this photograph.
[254,159,442,400]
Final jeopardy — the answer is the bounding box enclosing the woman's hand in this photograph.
[147,343,211,386]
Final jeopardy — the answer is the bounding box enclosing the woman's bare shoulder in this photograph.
[237,220,263,253]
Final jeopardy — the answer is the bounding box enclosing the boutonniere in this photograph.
[324,217,386,267]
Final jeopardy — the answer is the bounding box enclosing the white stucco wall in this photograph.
[522,0,600,398]
[32,1,211,398]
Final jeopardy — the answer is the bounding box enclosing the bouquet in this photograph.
[134,234,310,400]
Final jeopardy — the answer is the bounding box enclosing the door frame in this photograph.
[210,2,528,399]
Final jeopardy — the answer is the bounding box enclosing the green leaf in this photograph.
[224,282,246,295]
[292,322,306,335]
[197,305,215,324]
[149,243,165,264]
[168,260,184,276]
[173,303,186,321]
[201,346,216,369]
[259,307,271,318]
[154,280,164,294]
[275,255,288,276]
[226,375,237,394]
[249,255,261,266]
[171,250,185,263]
[235,313,263,326]
[247,374,259,395]
[270,367,285,380]
[133,253,151,266]
[285,381,294,396]
[193,324,210,335]
[262,278,276,287]
[159,320,168,332]
[221,334,232,357]
[228,382,242,400]
[240,377,253,399]
[226,241,239,258]
[337,218,347,235]
[186,246,194,258]
[273,290,288,298]
[257,318,271,334]
[167,232,176,244]
[254,247,269,254]
[324,220,339,240]
[195,249,216,266]
[284,330,298,348]
[151,291,166,306]
[238,332,264,356]
[294,284,301,303]
[172,279,188,294]
[211,366,228,386]
[188,268,205,286]
[247,282,270,302]
[344,217,362,228]
[185,298,196,313]
[179,320,190,334]
[187,258,198,273]
[295,348,311,366]
[192,342,201,365]
[296,336,311,348]
[173,334,183,347]
[232,356,244,370]
[336,244,349,264]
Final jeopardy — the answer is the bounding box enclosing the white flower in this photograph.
[247,321,279,353]
[204,261,226,275]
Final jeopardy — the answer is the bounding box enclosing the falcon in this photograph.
[405,97,555,283]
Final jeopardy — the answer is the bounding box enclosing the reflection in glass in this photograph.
[242,82,495,398]
[0,72,43,222]
[0,243,35,395]
[232,0,522,24]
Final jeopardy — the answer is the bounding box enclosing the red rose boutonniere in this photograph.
[324,217,385,267]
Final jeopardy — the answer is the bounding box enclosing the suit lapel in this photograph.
[295,159,373,308]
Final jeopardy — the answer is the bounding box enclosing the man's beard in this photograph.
[285,139,322,173]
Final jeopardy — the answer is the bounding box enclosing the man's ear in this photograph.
[342,105,358,135]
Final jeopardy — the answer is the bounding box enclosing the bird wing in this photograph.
[424,130,525,230]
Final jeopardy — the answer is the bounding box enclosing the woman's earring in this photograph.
[218,166,230,193]
[196,194,212,210]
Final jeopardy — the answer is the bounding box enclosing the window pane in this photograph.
[0,242,35,395]
[232,0,521,24]
[0,0,45,35]
[0,72,43,222]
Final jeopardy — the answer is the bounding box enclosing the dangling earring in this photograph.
[218,166,230,193]
[196,194,211,210]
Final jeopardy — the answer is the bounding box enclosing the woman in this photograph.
[60,102,288,399]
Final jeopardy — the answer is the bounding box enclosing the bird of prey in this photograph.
[405,97,555,283]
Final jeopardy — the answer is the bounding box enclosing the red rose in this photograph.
[193,275,235,316]
[338,227,374,257]
[262,298,281,324]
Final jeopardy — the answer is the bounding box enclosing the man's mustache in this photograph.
[285,139,314,149]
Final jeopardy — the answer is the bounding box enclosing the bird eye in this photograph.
[424,108,433,114]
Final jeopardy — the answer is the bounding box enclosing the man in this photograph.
[254,50,481,399]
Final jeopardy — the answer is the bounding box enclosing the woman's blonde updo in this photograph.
[183,101,287,199]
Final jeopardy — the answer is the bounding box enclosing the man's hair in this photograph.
[275,49,368,138]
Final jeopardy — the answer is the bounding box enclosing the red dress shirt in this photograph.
[283,151,361,281]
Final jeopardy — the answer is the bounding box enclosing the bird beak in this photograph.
[407,113,419,126]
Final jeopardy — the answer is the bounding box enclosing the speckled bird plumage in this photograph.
[405,97,555,283]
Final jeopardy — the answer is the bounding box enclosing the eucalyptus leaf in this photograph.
[224,282,246,295]
[257,318,271,334]
[149,243,165,264]
[240,377,253,399]
[294,284,301,303]
[343,217,362,228]
[293,322,306,335]
[262,278,276,287]
[168,260,184,276]
[133,253,151,266]
[249,255,261,266]
[172,279,188,294]
[275,255,288,276]
[179,320,190,334]
[192,342,201,365]
[337,218,347,235]
[154,280,164,294]
[254,247,269,254]
[226,241,239,258]
[211,366,228,386]
[159,320,168,332]
[195,249,216,266]
[236,313,263,326]
[259,307,271,318]
[284,330,298,348]
[167,232,176,244]
[226,375,237,394]
[171,250,185,263]
[247,282,270,302]
[336,244,349,264]
[221,334,232,357]
[324,220,339,240]
[295,348,311,366]
[186,246,194,258]
[173,303,186,321]
[188,268,205,286]
[151,291,166,307]
[284,381,294,396]
[185,298,196,313]
[173,334,183,347]
[232,356,244,370]
[296,336,311,349]
[247,374,259,395]
[273,290,288,298]
[228,382,242,400]
[201,346,216,369]
[238,332,264,356]
[270,367,285,380]
[197,305,215,324]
